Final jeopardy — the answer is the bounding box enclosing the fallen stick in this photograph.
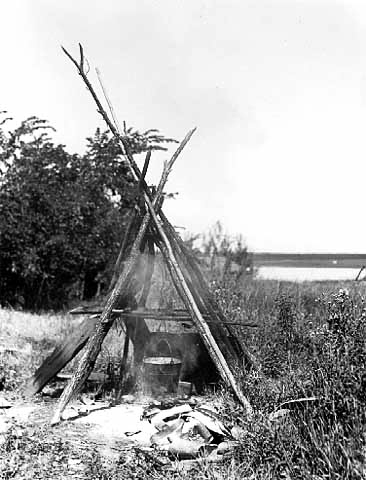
[150,404,192,429]
[163,438,207,459]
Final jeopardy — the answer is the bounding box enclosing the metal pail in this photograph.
[143,356,182,394]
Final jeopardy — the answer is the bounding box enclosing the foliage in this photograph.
[122,124,178,155]
[0,114,176,310]
[0,281,365,478]
[0,350,23,391]
[293,289,366,477]
[197,221,254,284]
[0,426,73,479]
[210,280,366,478]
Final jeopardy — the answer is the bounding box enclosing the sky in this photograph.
[1,0,366,253]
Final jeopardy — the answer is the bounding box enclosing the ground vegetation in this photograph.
[0,113,176,310]
[0,277,365,479]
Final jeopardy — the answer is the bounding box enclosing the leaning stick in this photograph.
[163,223,250,363]
[109,151,151,289]
[62,45,179,203]
[138,236,155,307]
[62,45,251,413]
[158,212,256,368]
[148,201,252,415]
[50,131,193,425]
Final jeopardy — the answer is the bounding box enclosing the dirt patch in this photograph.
[71,403,158,457]
[1,398,160,459]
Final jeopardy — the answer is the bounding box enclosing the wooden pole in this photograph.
[50,132,193,425]
[162,222,254,366]
[150,208,252,415]
[138,236,155,307]
[109,151,151,290]
[61,44,252,413]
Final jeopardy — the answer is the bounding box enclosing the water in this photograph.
[257,267,360,282]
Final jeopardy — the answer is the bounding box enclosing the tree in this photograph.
[0,114,176,310]
[201,221,254,280]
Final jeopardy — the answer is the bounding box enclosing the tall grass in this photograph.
[0,309,125,393]
[0,277,365,479]
[214,277,366,479]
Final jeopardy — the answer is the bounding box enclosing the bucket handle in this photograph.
[156,338,174,360]
[156,340,180,373]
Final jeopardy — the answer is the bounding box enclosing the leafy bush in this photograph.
[0,114,176,310]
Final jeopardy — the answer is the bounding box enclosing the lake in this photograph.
[257,267,361,282]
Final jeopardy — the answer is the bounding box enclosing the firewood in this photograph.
[185,411,230,437]
[150,404,193,429]
[163,437,206,459]
[150,418,185,446]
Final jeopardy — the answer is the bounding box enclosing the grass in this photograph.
[0,308,126,396]
[0,277,365,479]
[0,309,74,395]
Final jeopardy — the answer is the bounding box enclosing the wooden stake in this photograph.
[163,223,254,367]
[61,44,252,413]
[151,209,253,415]
[138,236,155,307]
[50,133,193,425]
[109,151,151,290]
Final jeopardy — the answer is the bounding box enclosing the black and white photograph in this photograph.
[0,1,365,478]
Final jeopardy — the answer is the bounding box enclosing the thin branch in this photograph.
[138,236,155,308]
[60,44,251,413]
[109,150,152,290]
[51,134,191,425]
[96,67,122,134]
[79,43,84,70]
[61,44,194,195]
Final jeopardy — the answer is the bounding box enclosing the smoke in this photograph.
[116,250,216,396]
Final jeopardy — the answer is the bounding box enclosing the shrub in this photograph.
[0,115,176,310]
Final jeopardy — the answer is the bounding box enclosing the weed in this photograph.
[0,280,365,479]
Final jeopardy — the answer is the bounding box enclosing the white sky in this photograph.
[1,0,366,253]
